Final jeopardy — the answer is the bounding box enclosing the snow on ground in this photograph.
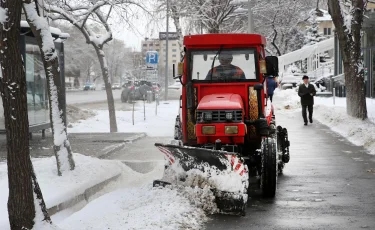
[274,88,375,155]
[0,154,123,229]
[68,100,179,137]
[59,185,208,230]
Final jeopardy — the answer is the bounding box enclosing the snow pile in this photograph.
[68,101,179,136]
[313,105,375,155]
[0,154,123,229]
[273,88,301,110]
[59,185,208,230]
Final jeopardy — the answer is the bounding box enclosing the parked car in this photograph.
[121,81,135,103]
[83,84,96,91]
[112,83,121,90]
[168,79,182,90]
[101,84,106,90]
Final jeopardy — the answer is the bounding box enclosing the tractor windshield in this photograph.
[190,49,258,82]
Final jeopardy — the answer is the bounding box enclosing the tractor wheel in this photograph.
[260,137,277,198]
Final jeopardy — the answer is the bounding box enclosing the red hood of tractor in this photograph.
[197,94,244,110]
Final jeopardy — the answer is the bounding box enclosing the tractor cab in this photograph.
[176,34,278,148]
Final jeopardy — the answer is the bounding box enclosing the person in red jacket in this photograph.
[206,53,245,80]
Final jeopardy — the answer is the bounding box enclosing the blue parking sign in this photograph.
[146,51,159,65]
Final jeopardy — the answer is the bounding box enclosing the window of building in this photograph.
[149,44,153,46]
[172,43,177,46]
[155,43,160,46]
[172,54,177,57]
[156,49,160,52]
[172,60,177,63]
[172,49,177,52]
[324,28,332,36]
[142,44,147,47]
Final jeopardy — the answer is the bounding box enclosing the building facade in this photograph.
[141,32,182,84]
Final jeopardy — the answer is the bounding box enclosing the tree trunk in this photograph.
[23,0,75,175]
[0,0,51,228]
[328,0,367,119]
[95,46,118,132]
[170,6,184,60]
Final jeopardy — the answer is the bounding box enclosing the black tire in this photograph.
[260,137,277,198]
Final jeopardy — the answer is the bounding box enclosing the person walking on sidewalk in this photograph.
[298,75,316,126]
[267,75,278,102]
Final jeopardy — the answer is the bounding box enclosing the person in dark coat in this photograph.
[267,76,278,102]
[298,75,316,125]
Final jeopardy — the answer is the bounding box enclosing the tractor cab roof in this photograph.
[184,34,266,48]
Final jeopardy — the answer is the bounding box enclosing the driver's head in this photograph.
[218,53,233,66]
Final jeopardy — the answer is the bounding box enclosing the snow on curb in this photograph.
[0,154,123,229]
[274,89,375,155]
[59,185,209,230]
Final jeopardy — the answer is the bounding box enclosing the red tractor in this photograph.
[155,34,290,215]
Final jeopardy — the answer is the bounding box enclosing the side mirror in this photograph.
[245,53,249,60]
[254,83,263,91]
[265,56,279,76]
[203,54,208,61]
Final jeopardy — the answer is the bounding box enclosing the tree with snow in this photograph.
[0,0,52,228]
[327,0,367,119]
[23,0,75,176]
[47,1,120,132]
[304,14,327,46]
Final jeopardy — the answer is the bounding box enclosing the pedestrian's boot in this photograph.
[309,117,313,123]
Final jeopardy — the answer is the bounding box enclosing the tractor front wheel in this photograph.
[260,137,277,198]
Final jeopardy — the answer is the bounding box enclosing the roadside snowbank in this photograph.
[59,185,209,230]
[274,89,375,155]
[0,154,123,229]
[68,101,179,136]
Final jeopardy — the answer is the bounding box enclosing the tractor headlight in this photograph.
[202,126,216,135]
[204,112,212,121]
[225,126,238,134]
[225,112,233,121]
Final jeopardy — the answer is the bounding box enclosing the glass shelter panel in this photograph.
[25,43,49,126]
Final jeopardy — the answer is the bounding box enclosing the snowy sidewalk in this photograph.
[0,154,124,229]
[274,89,375,155]
[68,100,179,137]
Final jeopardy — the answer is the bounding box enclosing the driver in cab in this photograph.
[205,53,246,80]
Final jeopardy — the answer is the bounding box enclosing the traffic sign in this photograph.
[146,51,159,65]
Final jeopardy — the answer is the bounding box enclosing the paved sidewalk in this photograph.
[0,132,146,162]
[206,109,375,230]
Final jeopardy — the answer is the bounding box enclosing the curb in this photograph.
[98,133,147,159]
[47,173,121,216]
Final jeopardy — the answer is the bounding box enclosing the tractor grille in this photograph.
[197,110,242,123]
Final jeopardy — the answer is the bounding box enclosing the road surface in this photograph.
[66,88,180,106]
[205,110,375,230]
[66,89,122,105]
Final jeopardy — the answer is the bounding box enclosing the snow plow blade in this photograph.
[154,143,248,215]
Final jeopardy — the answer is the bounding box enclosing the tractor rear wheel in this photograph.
[260,137,277,198]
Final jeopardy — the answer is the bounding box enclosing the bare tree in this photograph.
[23,0,75,176]
[328,0,368,119]
[48,1,119,132]
[0,1,52,228]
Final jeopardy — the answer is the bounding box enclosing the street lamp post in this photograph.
[164,0,169,101]
[248,0,254,33]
